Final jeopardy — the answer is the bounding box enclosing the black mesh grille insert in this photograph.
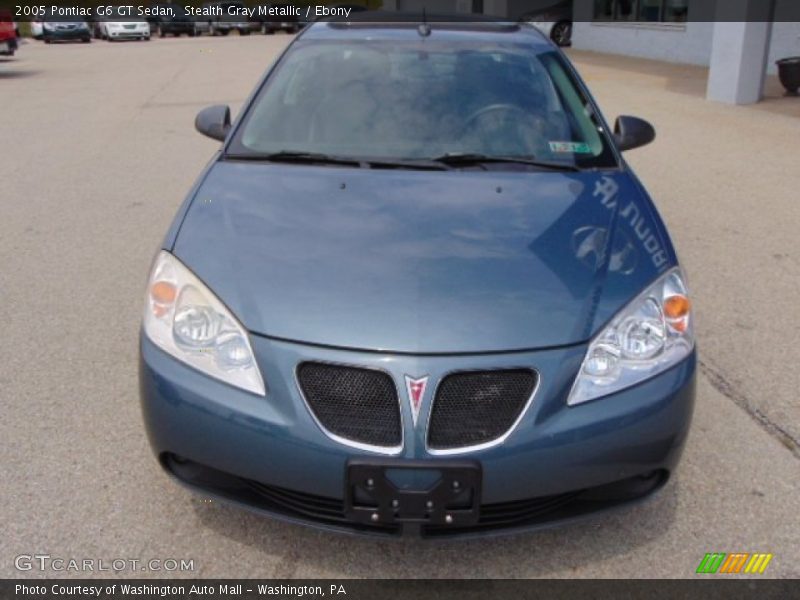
[428,369,537,450]
[297,362,402,448]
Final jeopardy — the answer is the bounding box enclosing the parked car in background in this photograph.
[193,19,212,36]
[93,7,150,41]
[43,20,91,44]
[0,9,17,56]
[205,1,261,36]
[519,0,572,47]
[30,19,44,39]
[257,3,299,34]
[148,4,204,37]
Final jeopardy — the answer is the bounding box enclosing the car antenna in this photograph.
[418,8,431,37]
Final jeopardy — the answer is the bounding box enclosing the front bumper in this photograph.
[160,22,194,34]
[43,28,90,40]
[264,21,298,32]
[140,334,696,537]
[214,22,260,32]
[108,28,149,39]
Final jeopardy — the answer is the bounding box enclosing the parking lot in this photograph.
[1,34,798,578]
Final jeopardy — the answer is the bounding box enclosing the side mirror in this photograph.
[195,105,231,142]
[613,116,655,152]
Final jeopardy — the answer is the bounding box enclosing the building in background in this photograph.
[571,0,798,73]
[570,0,800,104]
[383,0,800,105]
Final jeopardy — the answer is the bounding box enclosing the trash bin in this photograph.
[776,57,800,95]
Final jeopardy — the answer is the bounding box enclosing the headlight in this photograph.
[43,22,57,30]
[567,267,693,406]
[142,251,266,396]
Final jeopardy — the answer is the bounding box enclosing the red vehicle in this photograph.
[0,9,18,56]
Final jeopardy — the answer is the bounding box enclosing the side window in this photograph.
[539,53,604,156]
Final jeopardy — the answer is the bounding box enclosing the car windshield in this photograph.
[228,37,617,169]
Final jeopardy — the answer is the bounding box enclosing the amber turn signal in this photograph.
[150,281,177,317]
[664,295,691,319]
[664,294,690,332]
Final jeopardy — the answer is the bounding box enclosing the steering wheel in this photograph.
[462,103,531,131]
[460,103,547,155]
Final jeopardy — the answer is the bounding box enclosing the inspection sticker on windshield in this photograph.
[549,141,593,154]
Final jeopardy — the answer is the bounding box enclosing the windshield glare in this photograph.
[230,39,617,168]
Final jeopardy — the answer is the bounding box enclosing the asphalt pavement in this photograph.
[1,35,798,578]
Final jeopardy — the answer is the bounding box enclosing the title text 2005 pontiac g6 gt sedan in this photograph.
[139,17,696,538]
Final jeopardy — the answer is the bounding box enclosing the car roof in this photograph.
[302,13,553,48]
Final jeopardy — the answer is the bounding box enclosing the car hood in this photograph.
[172,161,675,353]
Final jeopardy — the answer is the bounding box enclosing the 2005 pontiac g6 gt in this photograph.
[140,16,696,538]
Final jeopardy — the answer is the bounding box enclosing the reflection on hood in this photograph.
[173,164,676,353]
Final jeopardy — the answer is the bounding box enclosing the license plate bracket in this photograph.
[345,458,481,529]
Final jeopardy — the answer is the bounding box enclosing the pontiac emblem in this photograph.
[404,375,429,427]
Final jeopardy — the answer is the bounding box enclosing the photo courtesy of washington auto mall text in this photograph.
[14,583,348,597]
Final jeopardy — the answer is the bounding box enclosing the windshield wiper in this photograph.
[366,158,451,171]
[225,151,453,171]
[225,151,362,167]
[225,150,580,172]
[430,153,580,172]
